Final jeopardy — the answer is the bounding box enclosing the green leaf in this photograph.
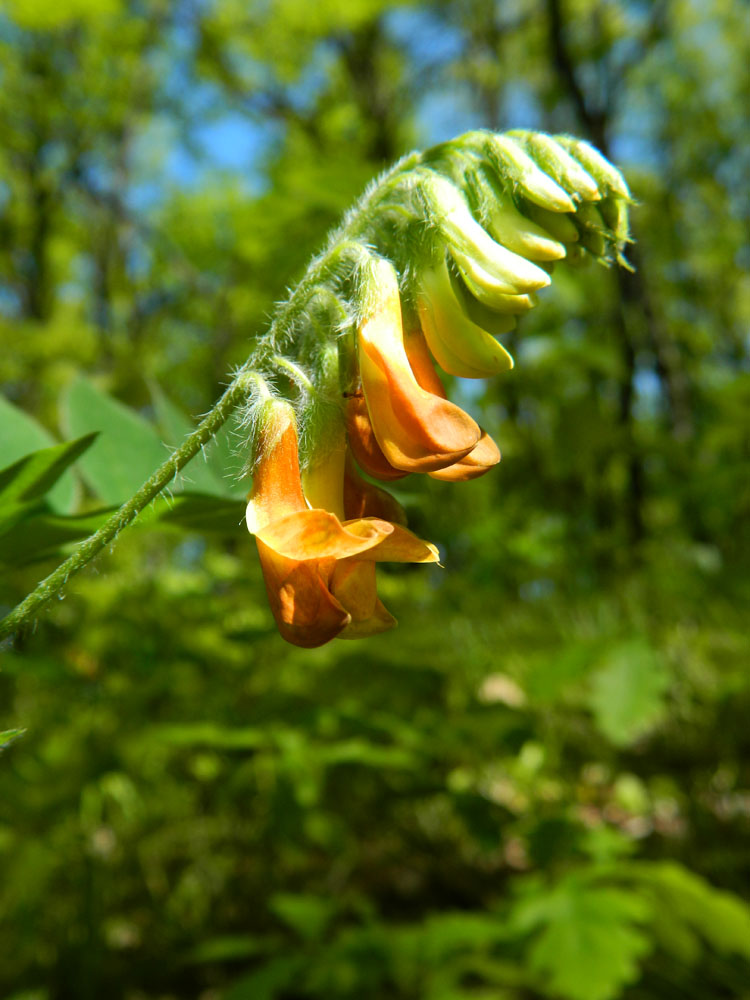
[61,377,169,505]
[224,956,305,1000]
[513,880,652,1000]
[525,642,603,704]
[318,738,416,770]
[150,492,246,534]
[588,639,669,746]
[632,861,750,960]
[0,434,97,507]
[153,723,266,750]
[3,0,122,30]
[269,893,336,943]
[0,395,76,513]
[0,729,26,751]
[0,500,45,541]
[186,935,278,965]
[150,384,232,496]
[0,508,113,566]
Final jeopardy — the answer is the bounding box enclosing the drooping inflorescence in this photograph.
[243,129,633,647]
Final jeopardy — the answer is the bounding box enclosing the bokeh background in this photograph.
[1,1,749,998]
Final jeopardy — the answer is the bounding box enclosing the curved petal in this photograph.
[255,508,393,561]
[330,560,397,639]
[429,428,501,481]
[346,393,408,481]
[403,331,502,482]
[359,328,480,472]
[357,263,481,473]
[337,599,397,639]
[344,520,440,564]
[256,541,351,648]
[330,559,377,622]
[402,327,447,397]
[246,409,307,534]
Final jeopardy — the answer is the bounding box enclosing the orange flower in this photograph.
[403,326,501,481]
[345,391,408,482]
[357,259,481,473]
[247,401,438,646]
[330,524,440,639]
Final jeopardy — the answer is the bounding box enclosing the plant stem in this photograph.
[0,372,254,642]
[264,152,420,352]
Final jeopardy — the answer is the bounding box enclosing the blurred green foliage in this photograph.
[1,0,749,998]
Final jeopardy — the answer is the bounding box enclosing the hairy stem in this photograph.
[0,372,255,641]
[263,153,420,353]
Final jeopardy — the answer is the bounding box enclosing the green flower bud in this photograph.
[573,203,610,258]
[599,196,631,247]
[522,202,580,245]
[449,260,537,319]
[487,135,576,213]
[510,131,601,203]
[555,136,631,201]
[482,176,567,262]
[417,255,515,379]
[423,174,552,296]
[447,265,520,335]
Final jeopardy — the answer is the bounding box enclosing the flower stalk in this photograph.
[1,129,633,647]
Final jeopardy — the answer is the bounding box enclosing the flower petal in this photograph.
[402,327,447,397]
[330,560,397,639]
[301,441,347,520]
[359,328,480,472]
[246,406,307,534]
[346,393,408,481]
[256,541,351,648]
[428,428,501,481]
[344,520,440,564]
[329,559,378,622]
[357,260,481,473]
[255,509,393,560]
[338,599,397,639]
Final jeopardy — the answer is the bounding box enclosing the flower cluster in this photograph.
[244,130,632,646]
[246,399,438,647]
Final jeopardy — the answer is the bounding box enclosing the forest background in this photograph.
[1,1,749,998]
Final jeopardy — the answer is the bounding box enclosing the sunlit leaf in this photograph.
[0,396,76,513]
[588,640,669,746]
[631,862,750,960]
[0,434,97,508]
[269,893,336,943]
[513,879,652,1000]
[3,0,122,30]
[0,729,26,751]
[61,377,169,505]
